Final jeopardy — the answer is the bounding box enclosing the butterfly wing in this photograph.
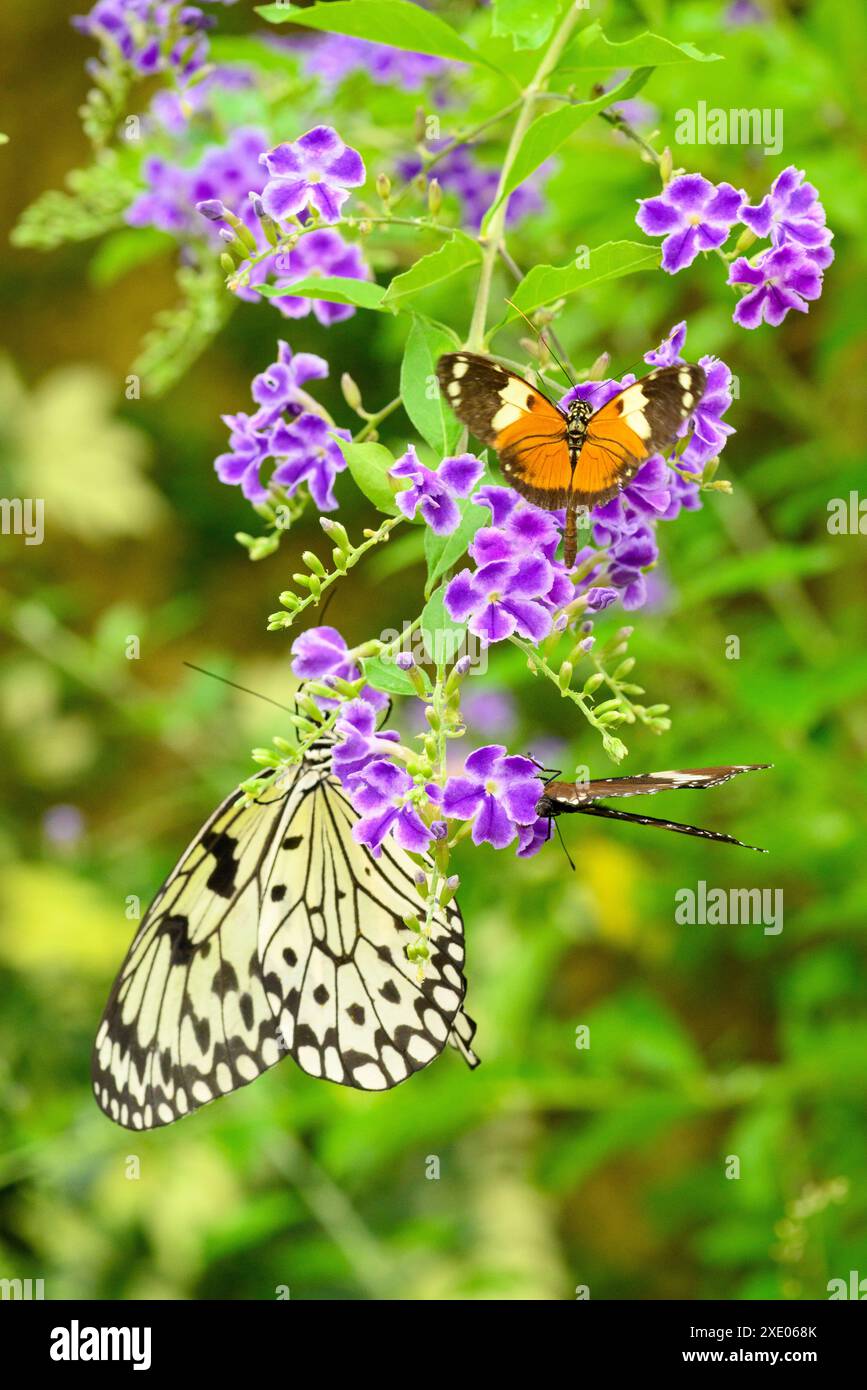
[542,765,771,809]
[569,364,708,508]
[437,351,573,507]
[93,761,476,1130]
[536,765,771,853]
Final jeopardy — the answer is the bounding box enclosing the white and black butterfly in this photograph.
[535,764,771,853]
[93,735,478,1131]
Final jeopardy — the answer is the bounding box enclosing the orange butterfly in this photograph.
[436,352,707,566]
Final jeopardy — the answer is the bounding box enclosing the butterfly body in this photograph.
[437,351,707,566]
[536,764,771,852]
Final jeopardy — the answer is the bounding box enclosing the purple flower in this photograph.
[390,448,484,534]
[269,413,349,512]
[643,320,687,368]
[728,244,823,329]
[636,174,744,273]
[332,698,400,781]
[250,340,328,424]
[349,759,440,857]
[442,745,540,850]
[740,165,833,253]
[290,629,388,712]
[214,410,271,501]
[304,33,448,90]
[260,126,365,223]
[272,229,371,325]
[445,555,558,645]
[517,816,552,858]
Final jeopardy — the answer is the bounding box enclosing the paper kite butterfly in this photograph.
[535,764,771,854]
[436,351,707,566]
[92,732,478,1130]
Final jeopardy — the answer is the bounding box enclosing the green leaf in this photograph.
[400,316,461,455]
[492,0,564,50]
[88,228,174,288]
[482,68,653,231]
[500,240,661,321]
[11,156,138,251]
[382,233,482,310]
[259,276,387,311]
[420,585,467,666]
[256,2,508,77]
[336,440,402,516]
[559,20,722,70]
[362,655,430,697]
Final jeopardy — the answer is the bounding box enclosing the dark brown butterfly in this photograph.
[436,351,706,567]
[535,764,772,853]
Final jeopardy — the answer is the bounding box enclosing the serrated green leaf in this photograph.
[400,316,461,454]
[499,240,661,321]
[336,440,401,516]
[256,1,509,78]
[420,585,467,666]
[559,20,722,70]
[381,233,482,309]
[482,68,653,231]
[259,276,386,310]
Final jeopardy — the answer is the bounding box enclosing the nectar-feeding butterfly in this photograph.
[436,351,707,567]
[535,764,771,854]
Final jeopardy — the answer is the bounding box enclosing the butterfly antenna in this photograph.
[553,816,576,872]
[524,752,562,786]
[504,297,576,389]
[182,662,297,716]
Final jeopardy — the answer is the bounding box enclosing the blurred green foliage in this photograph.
[1,0,866,1301]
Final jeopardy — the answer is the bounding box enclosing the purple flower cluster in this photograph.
[636,166,833,328]
[397,145,550,231]
[128,125,371,320]
[72,0,234,82]
[558,322,734,609]
[390,448,484,534]
[215,340,349,510]
[304,33,448,91]
[128,125,267,238]
[444,488,572,643]
[729,168,833,328]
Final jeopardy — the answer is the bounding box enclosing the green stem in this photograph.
[231,213,459,291]
[466,4,585,351]
[509,634,628,762]
[354,394,402,442]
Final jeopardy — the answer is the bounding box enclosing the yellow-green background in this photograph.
[1,0,866,1299]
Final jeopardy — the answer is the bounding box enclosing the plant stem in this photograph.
[466,4,586,351]
[354,394,402,442]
